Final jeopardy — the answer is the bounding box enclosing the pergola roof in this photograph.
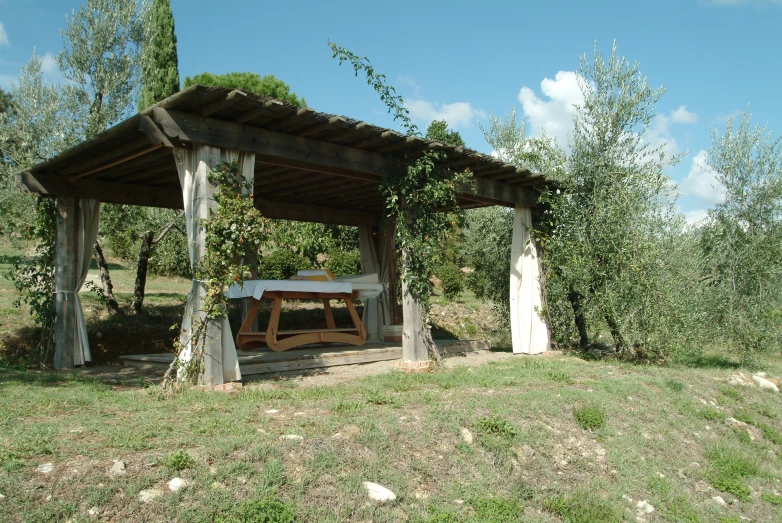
[17,85,550,226]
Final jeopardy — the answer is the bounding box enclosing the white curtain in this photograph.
[359,224,390,340]
[60,198,101,366]
[510,206,550,355]
[174,146,246,383]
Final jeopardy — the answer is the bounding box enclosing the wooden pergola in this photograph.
[16,85,552,385]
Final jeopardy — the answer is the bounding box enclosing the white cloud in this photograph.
[517,71,583,147]
[671,105,698,124]
[0,21,8,47]
[40,52,58,76]
[684,209,710,226]
[406,99,486,129]
[679,150,726,204]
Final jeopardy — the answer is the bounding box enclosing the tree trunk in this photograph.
[568,290,589,349]
[604,312,626,352]
[132,231,154,314]
[93,240,120,313]
[131,210,184,315]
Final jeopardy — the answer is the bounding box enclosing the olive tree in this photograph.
[698,111,782,363]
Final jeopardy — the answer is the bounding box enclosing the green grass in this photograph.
[705,445,759,502]
[3,245,782,521]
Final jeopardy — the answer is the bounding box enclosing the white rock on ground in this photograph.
[460,428,474,444]
[265,409,279,414]
[138,488,165,503]
[87,507,99,517]
[752,375,779,393]
[0,493,5,499]
[363,481,397,502]
[168,477,189,492]
[35,463,54,474]
[712,496,727,508]
[755,372,768,378]
[109,460,126,476]
[636,500,654,515]
[281,434,304,441]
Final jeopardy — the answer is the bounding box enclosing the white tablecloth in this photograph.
[225,280,384,301]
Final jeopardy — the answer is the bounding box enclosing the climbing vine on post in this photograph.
[162,162,269,386]
[329,42,474,367]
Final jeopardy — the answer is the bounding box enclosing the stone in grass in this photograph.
[460,427,474,444]
[712,496,727,508]
[109,460,126,477]
[281,434,304,441]
[363,481,397,502]
[138,488,166,503]
[752,375,779,393]
[35,463,54,474]
[168,477,189,492]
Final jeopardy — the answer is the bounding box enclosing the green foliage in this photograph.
[426,120,465,147]
[323,249,361,277]
[697,407,726,422]
[759,423,782,445]
[138,0,180,110]
[705,445,758,501]
[697,110,782,363]
[543,491,622,523]
[529,42,698,360]
[476,415,518,439]
[435,261,464,301]
[470,497,524,522]
[365,390,394,405]
[761,493,782,505]
[269,221,358,266]
[573,404,606,430]
[184,72,305,107]
[546,370,574,385]
[58,0,145,139]
[172,162,270,383]
[463,207,513,323]
[424,506,462,522]
[665,379,685,392]
[0,87,12,115]
[100,205,190,276]
[258,249,308,280]
[330,42,474,364]
[162,449,195,470]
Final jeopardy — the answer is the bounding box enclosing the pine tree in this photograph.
[138,0,180,111]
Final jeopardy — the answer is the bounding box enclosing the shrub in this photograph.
[259,249,308,280]
[224,497,296,523]
[436,262,464,301]
[471,497,524,522]
[476,416,518,439]
[664,379,685,392]
[323,249,361,277]
[162,449,195,471]
[761,493,782,505]
[573,405,606,431]
[543,490,622,523]
[546,370,574,385]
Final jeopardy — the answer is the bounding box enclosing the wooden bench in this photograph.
[236,290,367,352]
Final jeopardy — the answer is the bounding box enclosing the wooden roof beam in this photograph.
[17,172,182,209]
[254,198,378,226]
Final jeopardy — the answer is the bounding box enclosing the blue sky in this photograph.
[1,0,781,221]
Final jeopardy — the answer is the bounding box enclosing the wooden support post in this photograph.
[401,248,427,361]
[54,197,78,370]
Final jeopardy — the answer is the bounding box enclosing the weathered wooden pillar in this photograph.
[53,197,78,369]
[401,248,427,361]
[510,205,550,355]
[174,145,251,386]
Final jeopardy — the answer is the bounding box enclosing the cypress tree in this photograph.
[138,0,180,111]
